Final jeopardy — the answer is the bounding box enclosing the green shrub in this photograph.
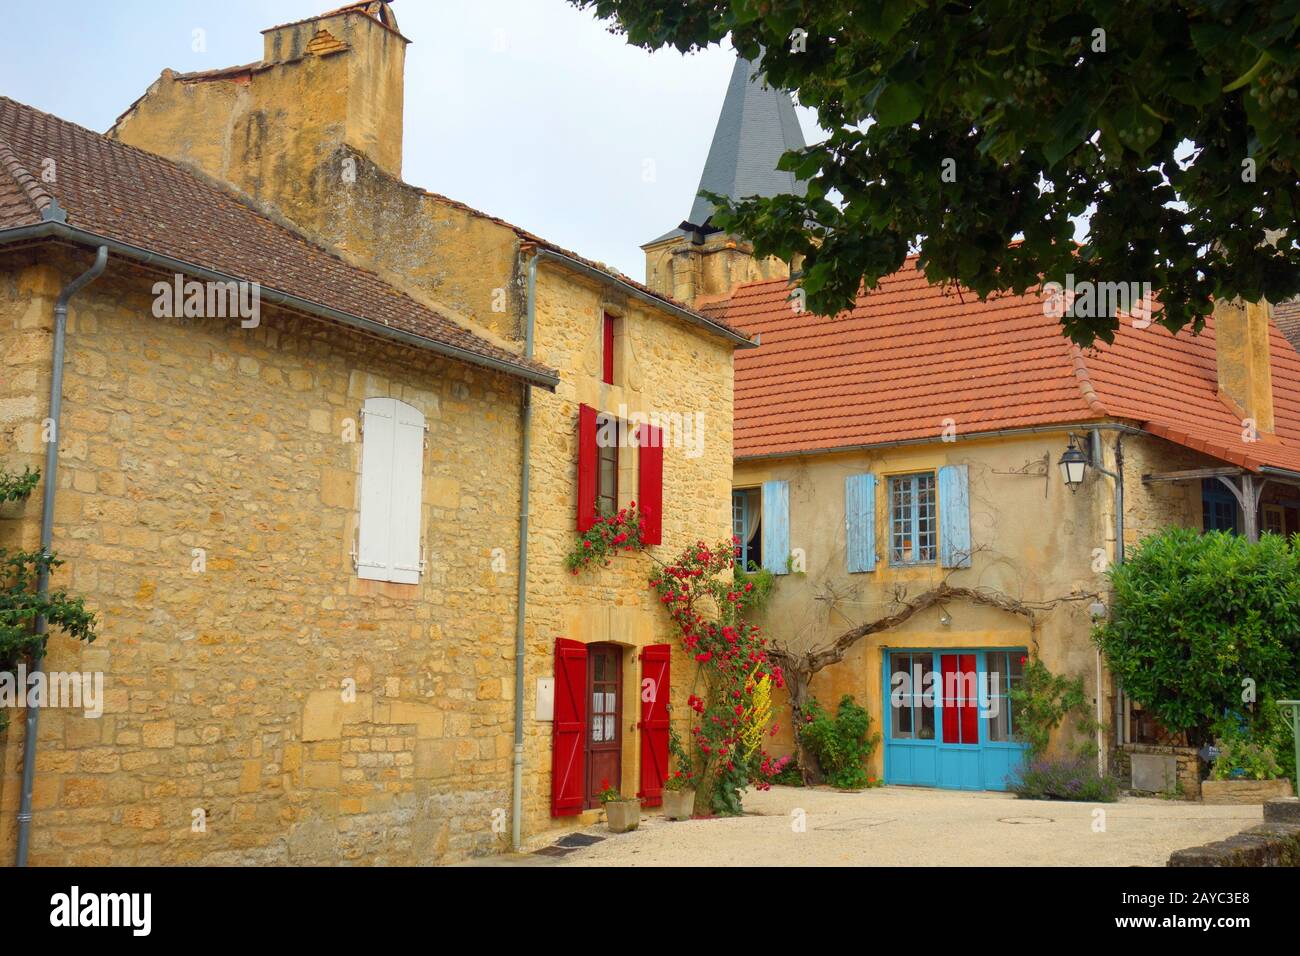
[800,694,880,789]
[1095,528,1300,746]
[1009,657,1099,758]
[1211,715,1286,781]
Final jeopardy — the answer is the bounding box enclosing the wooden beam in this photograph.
[1141,466,1244,483]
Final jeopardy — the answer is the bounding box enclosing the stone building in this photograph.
[648,60,1300,792]
[0,1,750,865]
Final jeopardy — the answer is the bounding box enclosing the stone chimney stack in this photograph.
[1215,297,1275,434]
[111,2,408,209]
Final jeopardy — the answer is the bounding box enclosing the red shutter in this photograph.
[576,404,598,532]
[551,638,588,817]
[602,314,615,385]
[638,424,662,545]
[637,644,671,806]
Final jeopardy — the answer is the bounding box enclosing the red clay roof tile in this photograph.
[718,259,1300,475]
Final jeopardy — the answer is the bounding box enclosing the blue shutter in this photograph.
[761,480,789,575]
[844,473,877,572]
[938,464,971,568]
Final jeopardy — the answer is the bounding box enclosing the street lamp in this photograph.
[1058,435,1089,490]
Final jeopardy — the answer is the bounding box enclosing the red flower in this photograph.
[695,651,713,663]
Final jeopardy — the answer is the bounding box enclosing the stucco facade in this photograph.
[733,426,1217,780]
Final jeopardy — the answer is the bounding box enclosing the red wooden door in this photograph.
[584,644,623,808]
[551,638,588,817]
[638,644,671,806]
[940,653,979,745]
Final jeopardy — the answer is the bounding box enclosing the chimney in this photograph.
[261,1,407,178]
[1215,297,1275,434]
[111,2,408,202]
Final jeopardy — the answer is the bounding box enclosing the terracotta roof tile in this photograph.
[718,260,1300,475]
[0,95,557,386]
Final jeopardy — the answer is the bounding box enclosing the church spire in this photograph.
[643,55,806,305]
[683,55,807,232]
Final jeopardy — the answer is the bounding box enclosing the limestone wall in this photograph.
[0,250,526,864]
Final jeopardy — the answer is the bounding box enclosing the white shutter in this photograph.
[356,397,425,583]
[388,401,425,584]
[357,398,396,580]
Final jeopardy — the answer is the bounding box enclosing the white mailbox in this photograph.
[535,677,555,721]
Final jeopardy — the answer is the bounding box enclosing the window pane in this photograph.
[597,443,618,514]
[591,714,603,742]
[890,474,936,564]
[890,654,913,738]
[916,474,936,561]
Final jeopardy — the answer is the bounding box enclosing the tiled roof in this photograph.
[716,260,1300,475]
[1277,298,1300,353]
[0,95,559,386]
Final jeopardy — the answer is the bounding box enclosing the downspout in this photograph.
[16,245,108,867]
[1089,427,1124,777]
[510,251,539,852]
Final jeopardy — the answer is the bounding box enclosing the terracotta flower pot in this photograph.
[662,788,696,821]
[604,798,640,833]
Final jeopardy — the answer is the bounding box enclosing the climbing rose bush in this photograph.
[566,502,647,574]
[650,538,789,814]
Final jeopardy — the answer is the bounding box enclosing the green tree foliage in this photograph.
[570,0,1299,344]
[0,467,98,732]
[1094,528,1300,746]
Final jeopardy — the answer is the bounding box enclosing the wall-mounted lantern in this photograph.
[1058,435,1089,490]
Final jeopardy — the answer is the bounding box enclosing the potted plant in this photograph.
[661,713,696,820]
[662,770,696,820]
[598,779,640,833]
[1202,734,1292,804]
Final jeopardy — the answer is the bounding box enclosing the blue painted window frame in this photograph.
[1201,479,1239,534]
[888,472,937,565]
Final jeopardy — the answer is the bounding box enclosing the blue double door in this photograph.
[883,648,1028,791]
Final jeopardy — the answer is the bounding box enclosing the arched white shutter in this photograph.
[357,397,424,583]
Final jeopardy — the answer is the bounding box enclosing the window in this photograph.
[602,313,617,385]
[577,404,662,543]
[983,651,1025,742]
[597,432,618,516]
[1201,479,1239,533]
[889,652,935,740]
[1262,504,1286,536]
[355,396,425,584]
[732,488,763,570]
[889,472,936,564]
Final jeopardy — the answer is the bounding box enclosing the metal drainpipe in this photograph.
[1089,427,1124,777]
[510,252,539,852]
[16,246,108,867]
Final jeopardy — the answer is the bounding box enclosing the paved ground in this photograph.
[481,785,1261,866]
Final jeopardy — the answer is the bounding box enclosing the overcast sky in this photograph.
[0,0,821,280]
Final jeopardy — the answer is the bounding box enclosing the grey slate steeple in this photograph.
[650,55,807,245]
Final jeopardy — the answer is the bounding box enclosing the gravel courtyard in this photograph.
[500,785,1261,867]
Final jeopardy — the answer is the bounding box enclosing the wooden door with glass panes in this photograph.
[584,644,623,808]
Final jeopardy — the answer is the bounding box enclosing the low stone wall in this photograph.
[1169,798,1300,866]
[1112,743,1201,800]
[1202,778,1294,805]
